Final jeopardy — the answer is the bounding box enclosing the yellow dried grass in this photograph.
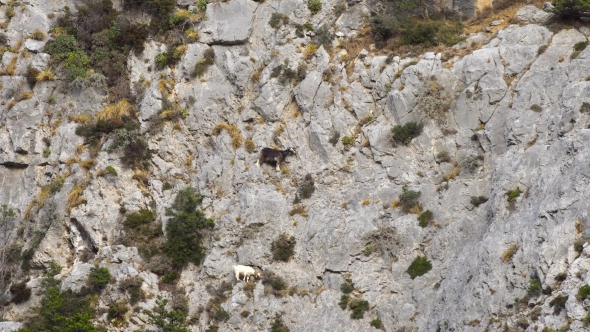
[97,99,135,126]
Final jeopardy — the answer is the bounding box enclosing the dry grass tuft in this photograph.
[7,101,17,109]
[1,55,18,76]
[67,182,88,213]
[36,70,56,82]
[31,29,46,41]
[69,115,91,125]
[244,139,255,153]
[212,122,243,150]
[502,243,519,262]
[289,205,308,217]
[20,91,34,100]
[97,99,135,126]
[79,159,95,170]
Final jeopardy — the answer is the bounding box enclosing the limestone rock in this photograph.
[516,5,554,24]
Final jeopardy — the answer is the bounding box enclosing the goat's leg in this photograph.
[236,272,241,282]
[276,162,280,172]
[256,158,260,167]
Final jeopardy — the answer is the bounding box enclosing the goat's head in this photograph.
[284,147,296,156]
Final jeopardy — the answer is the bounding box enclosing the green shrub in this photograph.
[398,187,421,213]
[369,13,399,48]
[584,310,590,326]
[162,271,179,284]
[527,278,541,297]
[105,165,117,176]
[406,256,432,279]
[392,122,422,145]
[88,264,111,290]
[580,102,590,113]
[340,282,354,294]
[44,34,79,55]
[349,298,369,319]
[579,285,590,299]
[370,318,383,329]
[144,296,189,332]
[163,187,214,268]
[338,294,349,309]
[417,210,433,227]
[308,0,322,14]
[214,309,230,322]
[163,182,173,191]
[313,25,333,47]
[197,0,210,11]
[43,149,51,158]
[261,271,288,296]
[124,209,154,229]
[107,302,128,321]
[401,20,463,47]
[341,136,355,147]
[297,173,315,200]
[470,196,488,207]
[17,267,98,332]
[10,281,31,304]
[552,0,590,20]
[506,187,523,202]
[271,315,290,332]
[271,234,296,262]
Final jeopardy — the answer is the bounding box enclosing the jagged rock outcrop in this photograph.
[1,0,590,331]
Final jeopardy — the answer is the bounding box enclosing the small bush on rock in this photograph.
[271,314,290,332]
[308,0,322,14]
[193,48,215,77]
[349,298,369,319]
[9,281,31,304]
[144,296,189,332]
[164,187,214,269]
[398,187,421,213]
[406,256,432,279]
[107,302,128,322]
[340,282,354,294]
[392,122,422,145]
[506,187,523,202]
[271,234,296,262]
[338,295,349,309]
[341,136,355,147]
[370,318,384,329]
[297,173,315,200]
[578,285,590,300]
[527,278,541,297]
[417,210,433,227]
[88,264,111,291]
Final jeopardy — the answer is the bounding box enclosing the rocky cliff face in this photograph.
[1,1,590,331]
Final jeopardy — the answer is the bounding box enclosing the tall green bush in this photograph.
[552,0,590,19]
[163,187,214,268]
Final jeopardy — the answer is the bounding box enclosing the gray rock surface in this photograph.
[3,1,590,332]
[516,5,553,24]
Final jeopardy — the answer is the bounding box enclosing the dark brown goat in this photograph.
[256,148,296,171]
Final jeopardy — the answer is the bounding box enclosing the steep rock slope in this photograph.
[1,1,590,332]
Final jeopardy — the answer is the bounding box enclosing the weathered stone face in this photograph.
[3,1,590,331]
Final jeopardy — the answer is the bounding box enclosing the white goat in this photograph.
[232,265,260,283]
